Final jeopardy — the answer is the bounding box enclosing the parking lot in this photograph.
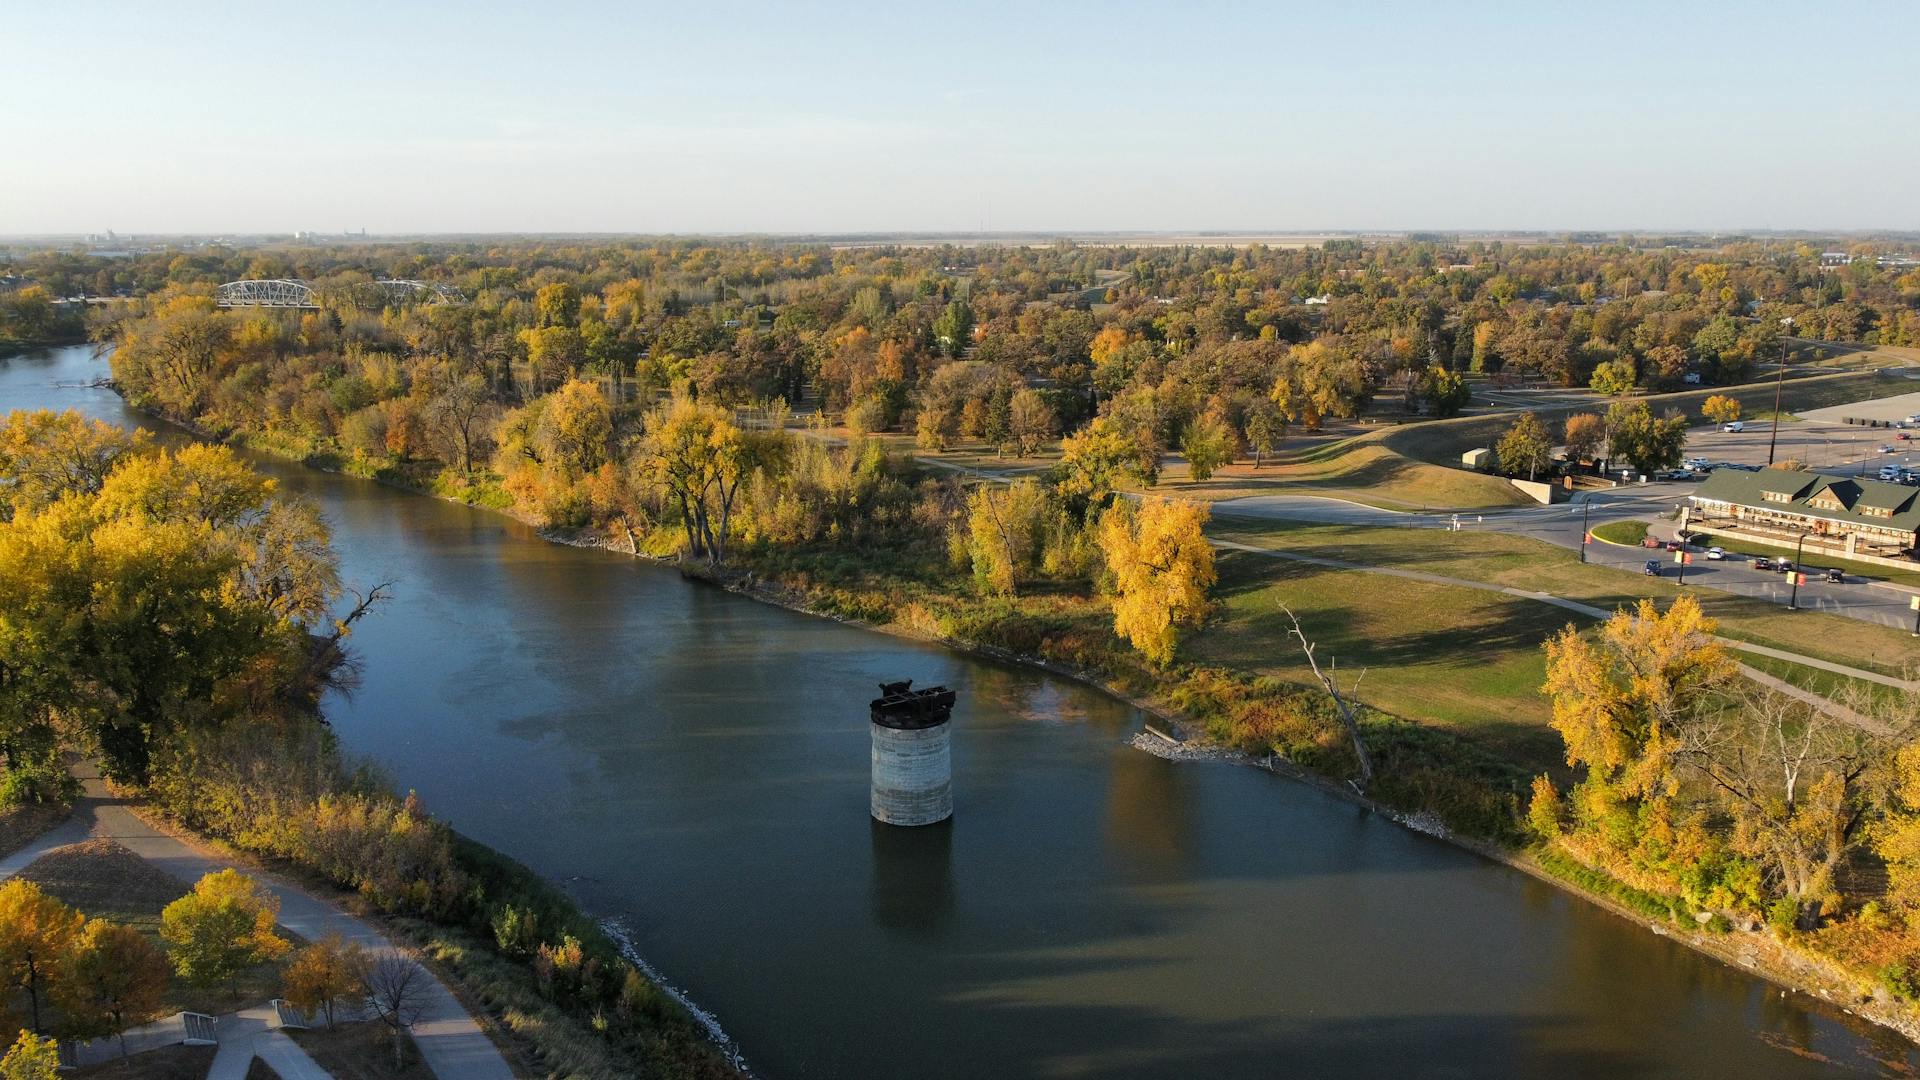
[1673,411,1920,480]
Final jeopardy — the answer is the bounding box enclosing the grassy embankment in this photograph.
[1591,519,1650,546]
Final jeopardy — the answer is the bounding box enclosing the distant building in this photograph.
[1689,469,1920,556]
[1820,251,1853,269]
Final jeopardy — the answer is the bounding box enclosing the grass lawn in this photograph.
[1207,518,1920,679]
[1186,550,1567,768]
[1144,441,1533,510]
[70,1045,216,1080]
[287,1022,432,1080]
[1592,519,1650,545]
[18,839,292,1016]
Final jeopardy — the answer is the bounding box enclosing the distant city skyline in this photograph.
[6,1,1918,235]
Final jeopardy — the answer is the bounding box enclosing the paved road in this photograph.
[1212,488,1920,633]
[0,765,515,1080]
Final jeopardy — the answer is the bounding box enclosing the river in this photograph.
[5,343,1916,1078]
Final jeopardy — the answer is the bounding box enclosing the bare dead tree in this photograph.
[360,951,431,1070]
[307,581,393,692]
[1281,604,1374,791]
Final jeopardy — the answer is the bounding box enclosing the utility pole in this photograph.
[1788,531,1807,610]
[1767,316,1795,466]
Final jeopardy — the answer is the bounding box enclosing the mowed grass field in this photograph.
[1186,550,1570,768]
[1206,519,1920,678]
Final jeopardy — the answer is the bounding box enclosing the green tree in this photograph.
[1606,401,1689,476]
[159,870,290,994]
[1588,359,1636,396]
[1417,364,1470,418]
[1180,413,1235,482]
[1242,399,1286,467]
[1495,413,1552,481]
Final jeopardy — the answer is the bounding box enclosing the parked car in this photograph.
[1664,539,1684,551]
[1899,432,1913,441]
[1706,546,1726,560]
[1644,560,1661,576]
[1683,457,1711,470]
[1825,568,1845,583]
[1721,421,1745,432]
[1776,559,1794,574]
[1751,556,1774,570]
[1881,445,1899,454]
[1881,465,1903,481]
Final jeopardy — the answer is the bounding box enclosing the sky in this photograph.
[4,1,1918,236]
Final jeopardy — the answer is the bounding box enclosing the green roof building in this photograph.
[1689,469,1920,556]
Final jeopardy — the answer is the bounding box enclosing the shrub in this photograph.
[1768,897,1801,936]
[0,762,78,809]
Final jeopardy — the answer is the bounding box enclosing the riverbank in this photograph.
[119,401,1920,1056]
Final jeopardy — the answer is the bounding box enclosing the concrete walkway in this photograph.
[1210,537,1906,732]
[0,764,515,1080]
[208,1005,331,1080]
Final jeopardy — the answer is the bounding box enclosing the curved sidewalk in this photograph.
[0,764,514,1080]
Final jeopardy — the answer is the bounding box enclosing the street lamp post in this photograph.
[1767,316,1795,467]
[1788,531,1807,610]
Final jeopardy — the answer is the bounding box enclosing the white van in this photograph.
[1721,420,1744,432]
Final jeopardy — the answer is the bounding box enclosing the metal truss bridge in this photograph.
[214,278,465,309]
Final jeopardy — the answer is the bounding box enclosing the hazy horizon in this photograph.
[7,0,1918,236]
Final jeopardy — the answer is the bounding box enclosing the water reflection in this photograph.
[870,817,956,935]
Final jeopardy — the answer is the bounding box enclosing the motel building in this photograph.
[1687,469,1920,560]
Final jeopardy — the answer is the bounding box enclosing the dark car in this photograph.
[1644,560,1661,576]
[1751,556,1774,570]
[1825,568,1845,583]
[1776,559,1794,574]
[1664,539,1685,552]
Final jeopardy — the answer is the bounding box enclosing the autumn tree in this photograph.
[533,379,612,478]
[57,920,169,1056]
[283,935,370,1029]
[1008,389,1057,456]
[1606,401,1689,476]
[0,1031,57,1080]
[424,363,493,473]
[960,480,1050,597]
[1055,416,1155,513]
[1416,364,1470,418]
[641,395,747,566]
[0,410,147,522]
[1589,359,1636,396]
[159,870,290,995]
[1563,413,1606,465]
[1180,413,1235,482]
[1495,412,1552,481]
[1701,394,1741,426]
[0,882,83,1033]
[1097,498,1215,665]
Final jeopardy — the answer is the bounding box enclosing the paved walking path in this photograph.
[1211,537,1906,732]
[0,764,515,1080]
[208,1005,331,1080]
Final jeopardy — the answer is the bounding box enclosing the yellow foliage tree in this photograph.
[57,920,170,1054]
[1542,596,1735,802]
[0,881,84,1034]
[0,1030,58,1080]
[159,870,289,994]
[641,395,747,565]
[283,934,371,1028]
[1877,742,1920,924]
[1097,498,1215,664]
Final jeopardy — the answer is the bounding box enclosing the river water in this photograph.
[5,343,1916,1078]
